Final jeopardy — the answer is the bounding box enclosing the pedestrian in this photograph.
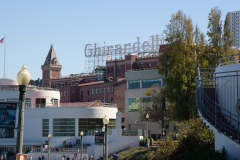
[1,154,3,160]
[62,154,65,160]
[29,155,32,160]
[38,156,41,160]
[89,155,93,160]
[67,155,70,160]
[3,153,6,160]
[42,155,45,160]
[42,142,45,151]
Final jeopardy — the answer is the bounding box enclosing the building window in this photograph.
[53,99,58,107]
[61,91,62,97]
[142,79,162,88]
[128,97,153,111]
[95,88,97,94]
[107,98,109,103]
[0,128,14,138]
[103,98,105,102]
[103,88,106,94]
[111,67,113,73]
[53,118,75,136]
[111,86,113,92]
[42,119,49,137]
[99,88,101,94]
[111,97,113,103]
[148,63,151,70]
[67,91,69,96]
[64,91,66,96]
[78,118,116,135]
[107,87,109,93]
[81,91,83,99]
[88,89,90,95]
[128,80,140,89]
[118,66,121,73]
[36,98,46,108]
[140,64,143,70]
[91,89,93,95]
[108,67,110,73]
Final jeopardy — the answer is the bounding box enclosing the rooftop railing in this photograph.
[0,86,59,91]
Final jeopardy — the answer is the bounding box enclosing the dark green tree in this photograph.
[207,7,223,66]
[223,14,235,56]
[158,10,197,121]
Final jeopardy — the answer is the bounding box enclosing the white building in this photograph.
[228,10,240,48]
[0,78,140,159]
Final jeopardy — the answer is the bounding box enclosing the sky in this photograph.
[0,0,239,80]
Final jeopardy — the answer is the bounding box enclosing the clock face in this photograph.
[52,71,59,78]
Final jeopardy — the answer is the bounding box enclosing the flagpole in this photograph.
[3,34,6,78]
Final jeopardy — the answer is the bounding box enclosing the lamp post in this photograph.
[162,128,165,138]
[16,65,30,155]
[103,115,109,160]
[48,134,51,160]
[80,131,84,160]
[102,126,105,160]
[146,114,149,148]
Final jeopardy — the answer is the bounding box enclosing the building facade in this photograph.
[228,10,240,48]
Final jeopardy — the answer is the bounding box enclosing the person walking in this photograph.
[38,156,41,160]
[42,155,45,160]
[29,155,32,160]
[66,156,70,160]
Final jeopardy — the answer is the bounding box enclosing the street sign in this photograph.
[17,154,27,160]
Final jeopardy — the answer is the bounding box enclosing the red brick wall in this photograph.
[114,80,126,113]
[79,83,114,103]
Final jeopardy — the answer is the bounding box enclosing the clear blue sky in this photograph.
[0,0,239,80]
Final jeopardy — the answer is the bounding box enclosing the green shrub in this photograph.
[146,117,228,160]
[139,137,153,146]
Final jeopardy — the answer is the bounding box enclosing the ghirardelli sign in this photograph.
[85,35,162,58]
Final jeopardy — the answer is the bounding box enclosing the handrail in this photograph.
[196,68,240,144]
[218,52,240,66]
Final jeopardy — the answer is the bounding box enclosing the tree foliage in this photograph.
[207,7,236,66]
[138,84,166,129]
[158,8,235,122]
[146,117,227,160]
[158,10,198,121]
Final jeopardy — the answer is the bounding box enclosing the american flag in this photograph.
[0,38,4,43]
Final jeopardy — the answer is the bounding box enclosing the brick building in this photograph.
[41,45,167,128]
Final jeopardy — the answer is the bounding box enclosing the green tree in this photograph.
[138,84,166,131]
[223,14,235,57]
[158,10,197,121]
[207,7,223,66]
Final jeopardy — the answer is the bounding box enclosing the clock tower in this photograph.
[41,45,62,87]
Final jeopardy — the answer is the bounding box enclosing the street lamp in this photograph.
[16,65,30,155]
[102,126,105,160]
[162,128,165,137]
[146,114,149,148]
[80,131,84,160]
[48,134,51,160]
[103,115,109,160]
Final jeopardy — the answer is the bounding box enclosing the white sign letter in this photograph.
[132,37,140,53]
[142,41,149,51]
[85,44,92,57]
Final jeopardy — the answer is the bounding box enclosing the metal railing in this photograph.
[218,52,240,67]
[196,68,240,143]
